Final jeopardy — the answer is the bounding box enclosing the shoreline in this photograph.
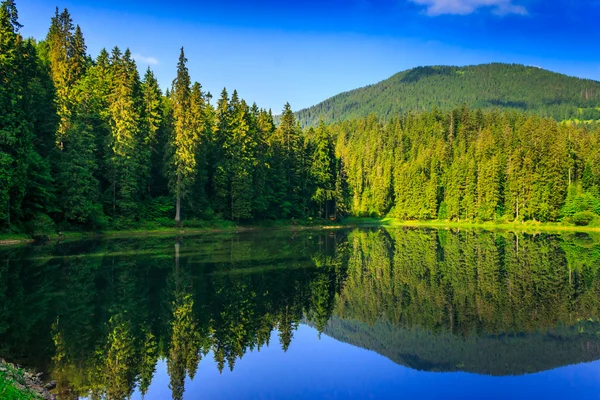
[0,359,55,399]
[2,218,599,246]
[352,218,600,234]
[0,222,356,246]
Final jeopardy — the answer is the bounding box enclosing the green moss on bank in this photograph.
[345,217,600,233]
[0,364,41,400]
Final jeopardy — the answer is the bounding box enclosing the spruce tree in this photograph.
[230,96,255,220]
[275,103,303,217]
[141,67,165,198]
[106,48,143,220]
[310,120,336,219]
[212,88,231,217]
[169,47,198,225]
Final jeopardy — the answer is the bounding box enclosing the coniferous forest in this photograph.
[3,0,600,236]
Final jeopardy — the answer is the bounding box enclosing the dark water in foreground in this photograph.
[2,228,600,399]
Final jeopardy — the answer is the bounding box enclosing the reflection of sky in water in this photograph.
[134,325,600,400]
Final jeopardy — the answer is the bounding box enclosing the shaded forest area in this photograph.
[2,0,600,236]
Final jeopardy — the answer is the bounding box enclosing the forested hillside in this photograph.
[296,64,600,126]
[332,109,600,223]
[2,0,600,236]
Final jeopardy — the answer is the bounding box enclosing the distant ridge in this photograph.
[296,63,600,126]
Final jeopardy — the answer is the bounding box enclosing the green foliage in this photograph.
[0,363,41,400]
[332,108,592,222]
[561,185,600,218]
[0,379,39,399]
[296,63,600,127]
[24,213,55,238]
[569,211,599,226]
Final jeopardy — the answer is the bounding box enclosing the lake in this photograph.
[2,227,600,399]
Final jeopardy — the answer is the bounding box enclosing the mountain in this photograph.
[321,317,600,376]
[296,63,600,126]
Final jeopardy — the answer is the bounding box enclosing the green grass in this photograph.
[6,216,600,246]
[0,365,41,400]
[0,217,351,246]
[344,217,600,233]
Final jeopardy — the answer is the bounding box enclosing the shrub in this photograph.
[25,213,55,239]
[144,196,174,221]
[88,205,108,231]
[570,211,598,226]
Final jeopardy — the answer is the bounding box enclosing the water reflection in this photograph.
[1,228,600,399]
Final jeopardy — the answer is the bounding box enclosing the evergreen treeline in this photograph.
[4,0,600,234]
[0,1,346,234]
[332,108,600,223]
[296,63,600,127]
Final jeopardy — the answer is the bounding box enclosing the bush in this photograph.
[570,211,599,226]
[561,186,600,218]
[493,215,511,225]
[25,213,55,239]
[144,196,174,221]
[437,202,448,220]
[88,205,108,231]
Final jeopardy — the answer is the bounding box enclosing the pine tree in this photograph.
[169,47,198,225]
[275,103,303,217]
[230,97,255,220]
[187,81,208,216]
[46,8,86,148]
[0,0,25,230]
[140,67,163,197]
[212,88,231,218]
[310,120,336,219]
[106,48,143,220]
[252,107,276,219]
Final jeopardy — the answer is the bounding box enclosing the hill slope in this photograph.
[296,63,600,126]
[321,317,600,376]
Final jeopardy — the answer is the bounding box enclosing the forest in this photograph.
[2,0,600,236]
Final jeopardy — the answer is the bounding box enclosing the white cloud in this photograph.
[132,53,159,65]
[410,0,528,16]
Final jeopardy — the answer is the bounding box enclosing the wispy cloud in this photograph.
[132,53,159,65]
[410,0,528,16]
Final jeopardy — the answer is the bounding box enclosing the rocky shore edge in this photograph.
[0,359,56,400]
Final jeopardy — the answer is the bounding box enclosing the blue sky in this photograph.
[16,0,600,112]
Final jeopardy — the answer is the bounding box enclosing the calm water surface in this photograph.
[2,228,600,399]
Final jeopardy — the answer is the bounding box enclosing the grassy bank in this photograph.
[0,363,42,400]
[4,217,600,246]
[347,217,600,234]
[0,218,351,246]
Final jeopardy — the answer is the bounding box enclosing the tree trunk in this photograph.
[175,173,181,225]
